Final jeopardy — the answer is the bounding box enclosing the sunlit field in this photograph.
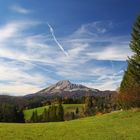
[0,109,140,140]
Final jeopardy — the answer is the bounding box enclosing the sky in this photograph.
[0,0,140,95]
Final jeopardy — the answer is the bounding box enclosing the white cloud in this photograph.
[0,83,42,96]
[0,20,130,95]
[0,63,45,84]
[0,23,18,42]
[87,44,132,61]
[80,70,124,91]
[0,20,39,43]
[76,22,106,35]
[81,79,120,91]
[0,59,55,95]
[0,20,55,95]
[11,4,31,14]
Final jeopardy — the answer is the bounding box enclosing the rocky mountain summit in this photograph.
[38,80,96,93]
[32,80,116,98]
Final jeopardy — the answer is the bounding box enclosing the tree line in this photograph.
[29,103,64,123]
[0,94,118,123]
[84,95,120,116]
[0,103,24,123]
[28,95,119,123]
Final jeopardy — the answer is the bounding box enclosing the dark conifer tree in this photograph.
[56,103,64,121]
[120,15,140,107]
[30,111,35,122]
[16,110,25,123]
[48,105,57,122]
[75,107,79,114]
[30,110,38,123]
[42,108,49,122]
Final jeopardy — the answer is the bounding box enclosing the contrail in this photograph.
[23,59,53,73]
[47,23,69,56]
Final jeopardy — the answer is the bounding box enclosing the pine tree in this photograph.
[48,105,57,122]
[120,15,140,108]
[75,107,79,114]
[42,108,49,122]
[16,109,25,123]
[56,103,64,121]
[30,110,38,123]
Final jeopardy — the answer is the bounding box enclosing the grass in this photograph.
[24,104,84,121]
[0,109,140,140]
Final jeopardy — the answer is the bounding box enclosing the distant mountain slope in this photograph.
[39,80,92,93]
[26,80,116,98]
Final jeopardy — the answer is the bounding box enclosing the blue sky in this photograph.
[0,0,140,95]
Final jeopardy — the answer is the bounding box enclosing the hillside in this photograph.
[24,104,84,121]
[0,109,140,140]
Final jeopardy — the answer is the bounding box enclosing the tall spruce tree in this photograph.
[48,105,57,122]
[56,103,64,121]
[120,15,140,107]
[30,110,38,123]
[42,108,49,122]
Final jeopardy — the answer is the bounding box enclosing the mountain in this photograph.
[27,80,116,98]
[37,80,96,93]
[0,80,117,109]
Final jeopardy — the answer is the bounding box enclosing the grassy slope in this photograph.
[0,109,140,140]
[24,104,84,121]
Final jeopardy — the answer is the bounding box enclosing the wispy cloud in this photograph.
[0,83,42,96]
[87,44,131,61]
[0,19,130,95]
[10,4,31,14]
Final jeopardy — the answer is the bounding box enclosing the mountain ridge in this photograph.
[27,80,116,98]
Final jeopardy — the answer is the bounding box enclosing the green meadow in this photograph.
[0,109,140,140]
